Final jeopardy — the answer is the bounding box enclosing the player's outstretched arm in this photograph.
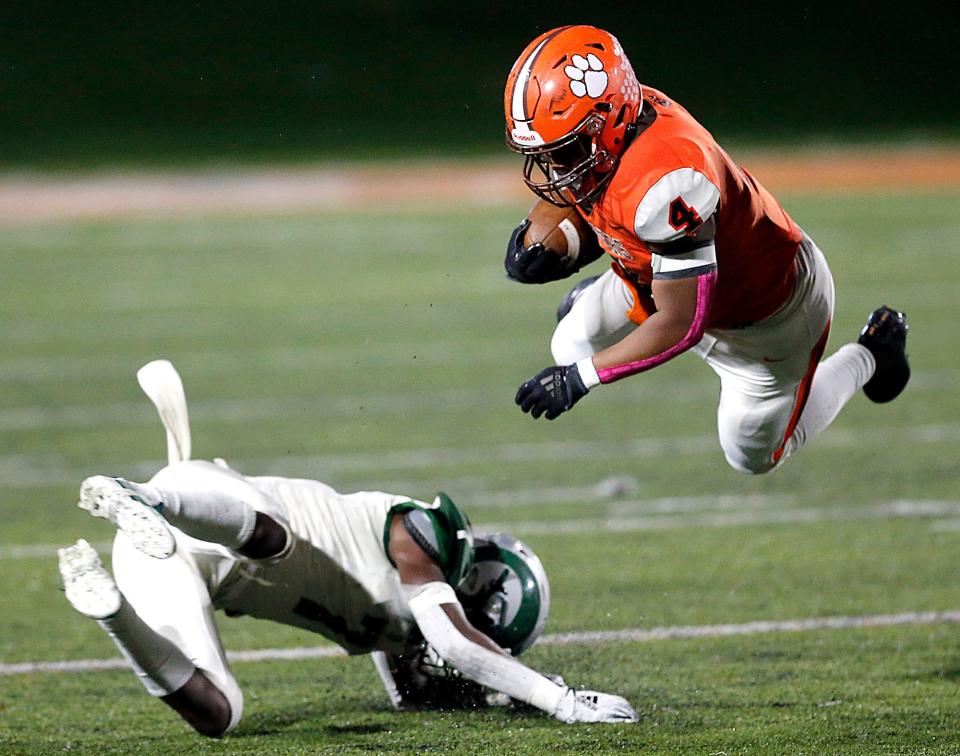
[387,516,637,724]
[514,273,710,420]
[515,216,717,420]
[589,269,712,380]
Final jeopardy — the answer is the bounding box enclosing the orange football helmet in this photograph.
[504,25,642,207]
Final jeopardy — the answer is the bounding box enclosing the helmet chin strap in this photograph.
[582,101,657,199]
[626,99,659,148]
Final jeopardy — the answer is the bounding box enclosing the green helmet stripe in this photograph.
[495,548,541,648]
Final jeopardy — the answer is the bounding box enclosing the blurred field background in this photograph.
[2,1,957,165]
[2,2,959,753]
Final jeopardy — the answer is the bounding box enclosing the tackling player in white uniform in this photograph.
[58,361,636,738]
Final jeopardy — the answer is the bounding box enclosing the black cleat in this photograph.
[556,275,600,323]
[857,305,910,403]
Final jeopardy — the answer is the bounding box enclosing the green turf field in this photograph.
[1,190,958,753]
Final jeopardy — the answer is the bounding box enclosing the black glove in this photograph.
[504,219,578,284]
[387,645,493,710]
[515,364,590,420]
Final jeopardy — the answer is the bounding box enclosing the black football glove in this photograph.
[504,219,579,284]
[387,644,494,710]
[515,364,589,420]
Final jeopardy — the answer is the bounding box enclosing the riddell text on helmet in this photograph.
[511,130,543,144]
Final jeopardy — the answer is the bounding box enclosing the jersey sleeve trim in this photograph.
[650,235,715,257]
[653,261,717,280]
[633,168,721,243]
[652,241,717,280]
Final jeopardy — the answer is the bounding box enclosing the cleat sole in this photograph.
[58,539,122,620]
[79,476,175,559]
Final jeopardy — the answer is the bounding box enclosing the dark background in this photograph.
[2,1,957,167]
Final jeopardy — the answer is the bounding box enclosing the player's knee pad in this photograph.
[717,420,779,474]
[188,665,244,735]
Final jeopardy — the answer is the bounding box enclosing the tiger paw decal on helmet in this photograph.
[505,26,643,206]
[564,54,608,98]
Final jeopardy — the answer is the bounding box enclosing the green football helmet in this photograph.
[456,532,550,656]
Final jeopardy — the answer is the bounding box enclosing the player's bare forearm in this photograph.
[592,308,694,371]
[593,274,701,373]
[515,273,711,418]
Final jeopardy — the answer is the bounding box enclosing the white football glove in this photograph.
[554,687,638,724]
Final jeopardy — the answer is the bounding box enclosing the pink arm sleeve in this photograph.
[596,269,717,384]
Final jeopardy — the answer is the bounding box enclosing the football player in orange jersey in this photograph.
[503,25,910,474]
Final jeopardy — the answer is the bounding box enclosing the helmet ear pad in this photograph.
[456,533,551,656]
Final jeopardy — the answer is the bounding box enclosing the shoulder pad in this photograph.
[402,508,441,562]
[387,494,474,586]
[633,168,720,243]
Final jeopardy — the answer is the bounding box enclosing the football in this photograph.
[523,200,593,265]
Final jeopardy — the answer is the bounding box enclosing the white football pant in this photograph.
[111,461,302,732]
[111,460,418,732]
[112,529,245,730]
[551,232,875,473]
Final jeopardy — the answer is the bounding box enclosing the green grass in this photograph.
[1,191,959,753]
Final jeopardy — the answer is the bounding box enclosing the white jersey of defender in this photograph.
[115,461,424,659]
[225,472,420,653]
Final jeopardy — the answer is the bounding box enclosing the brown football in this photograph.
[523,199,593,265]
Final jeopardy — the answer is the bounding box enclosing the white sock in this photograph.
[98,596,196,697]
[131,480,257,551]
[781,342,875,460]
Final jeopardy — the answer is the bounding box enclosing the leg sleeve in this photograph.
[147,460,273,550]
[112,531,245,732]
[551,269,636,365]
[779,343,874,461]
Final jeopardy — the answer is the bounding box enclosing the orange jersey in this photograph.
[579,86,802,329]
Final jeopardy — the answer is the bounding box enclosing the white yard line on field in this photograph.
[2,422,959,490]
[0,378,712,433]
[0,541,112,560]
[538,610,960,646]
[3,609,959,676]
[0,493,785,561]
[0,162,529,226]
[475,500,960,536]
[0,369,953,433]
[3,499,958,562]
